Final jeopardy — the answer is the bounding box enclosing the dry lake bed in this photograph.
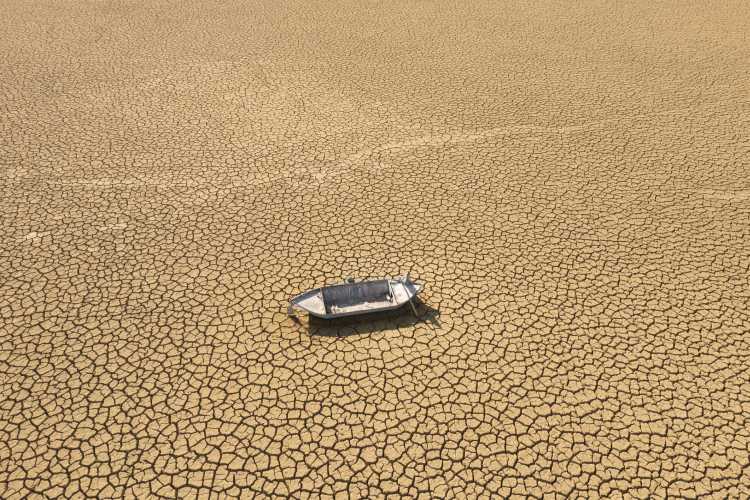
[1,0,749,497]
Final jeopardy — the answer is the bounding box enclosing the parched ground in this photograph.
[1,0,749,497]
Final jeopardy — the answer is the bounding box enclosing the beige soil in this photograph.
[2,1,749,497]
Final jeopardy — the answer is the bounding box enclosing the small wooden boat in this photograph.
[288,275,423,319]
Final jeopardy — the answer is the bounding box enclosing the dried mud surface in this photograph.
[2,1,750,497]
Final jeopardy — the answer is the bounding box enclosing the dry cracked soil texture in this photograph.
[1,0,750,498]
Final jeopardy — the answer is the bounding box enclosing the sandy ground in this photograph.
[2,0,750,497]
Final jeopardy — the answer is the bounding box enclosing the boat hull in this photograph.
[289,277,422,319]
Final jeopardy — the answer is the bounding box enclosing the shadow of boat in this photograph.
[304,298,440,337]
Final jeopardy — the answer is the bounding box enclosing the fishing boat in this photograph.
[288,275,423,319]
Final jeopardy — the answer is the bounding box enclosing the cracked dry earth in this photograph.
[1,1,750,498]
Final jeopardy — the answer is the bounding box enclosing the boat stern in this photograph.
[390,276,422,303]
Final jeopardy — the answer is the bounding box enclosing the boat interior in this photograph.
[322,280,394,314]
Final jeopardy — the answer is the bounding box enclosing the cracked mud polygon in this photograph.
[2,1,749,497]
